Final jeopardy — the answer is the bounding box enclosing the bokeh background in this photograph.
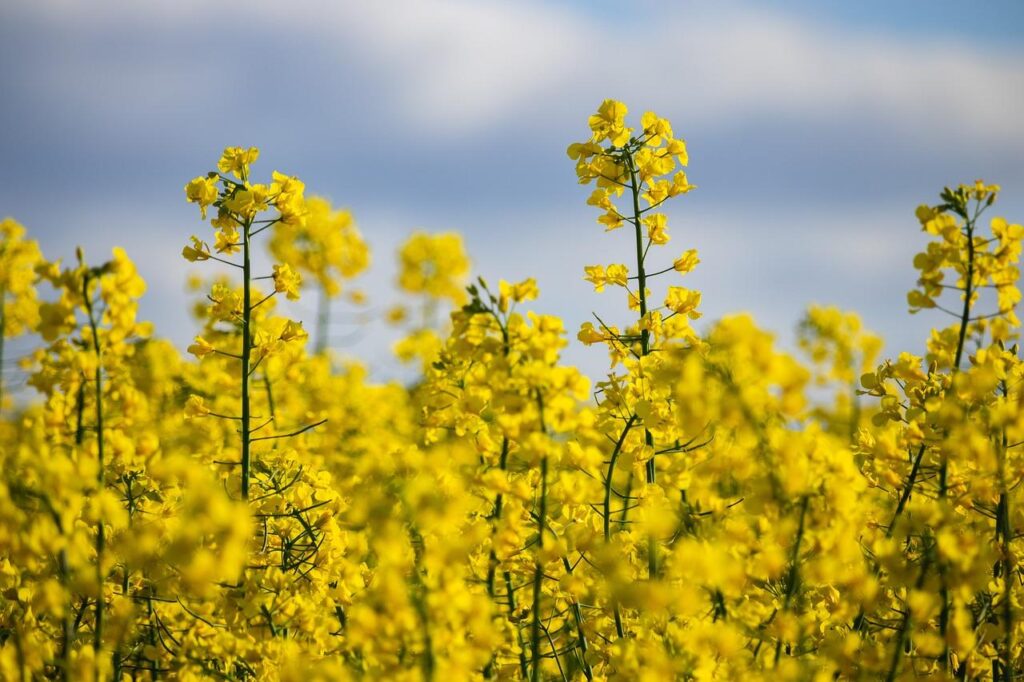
[3,0,1024,387]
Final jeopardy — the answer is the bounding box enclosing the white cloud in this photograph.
[302,0,587,133]
[7,0,1023,147]
[663,7,1024,144]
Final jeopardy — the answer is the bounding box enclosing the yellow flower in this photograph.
[280,319,308,342]
[187,336,216,358]
[673,249,700,274]
[181,236,211,262]
[397,231,470,305]
[577,322,606,345]
[664,286,702,318]
[670,170,695,195]
[267,195,369,299]
[963,178,1000,201]
[37,301,76,342]
[498,278,539,311]
[605,263,629,286]
[584,264,607,292]
[214,226,240,255]
[184,176,219,218]
[640,110,673,144]
[588,99,631,146]
[271,171,307,225]
[273,263,302,301]
[643,213,670,245]
[598,211,624,231]
[217,146,260,179]
[584,264,628,292]
[184,394,210,418]
[223,185,270,218]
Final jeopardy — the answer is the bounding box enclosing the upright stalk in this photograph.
[885,553,934,682]
[485,312,513,601]
[531,392,550,682]
[625,149,659,578]
[483,437,511,680]
[486,437,511,599]
[480,309,527,679]
[774,496,809,665]
[503,570,528,679]
[530,455,548,682]
[263,373,276,421]
[603,409,637,641]
[998,380,1014,679]
[241,215,253,500]
[879,210,980,676]
[938,215,975,668]
[895,215,974,524]
[603,415,638,541]
[953,217,976,372]
[407,526,436,681]
[82,273,106,652]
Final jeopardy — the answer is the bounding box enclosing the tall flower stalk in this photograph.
[183,146,311,499]
[571,100,699,590]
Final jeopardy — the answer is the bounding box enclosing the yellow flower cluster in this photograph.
[391,231,472,371]
[397,231,471,305]
[1,105,1024,681]
[0,217,43,410]
[269,195,370,351]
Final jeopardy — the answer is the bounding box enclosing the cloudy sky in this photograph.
[2,0,1023,387]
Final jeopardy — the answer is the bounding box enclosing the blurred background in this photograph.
[2,0,1023,387]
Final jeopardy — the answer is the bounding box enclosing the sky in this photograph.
[2,0,1024,390]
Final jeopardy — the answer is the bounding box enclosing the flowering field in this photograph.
[1,100,1022,681]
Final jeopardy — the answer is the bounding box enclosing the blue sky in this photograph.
[2,0,1023,388]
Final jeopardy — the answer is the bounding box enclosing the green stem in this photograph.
[82,273,106,653]
[241,217,253,500]
[482,310,519,679]
[483,437,510,680]
[74,382,86,445]
[506,570,528,679]
[936,216,976,668]
[953,219,975,372]
[889,443,927,537]
[59,546,71,681]
[774,496,809,665]
[533,515,594,681]
[564,565,594,680]
[530,455,548,682]
[481,307,509,602]
[625,151,650,358]
[263,372,276,421]
[603,414,636,640]
[849,384,861,441]
[618,471,634,529]
[603,414,638,541]
[37,497,72,681]
[998,380,1014,678]
[935,213,976,510]
[625,149,659,578]
[408,525,435,681]
[885,553,933,682]
[486,437,510,600]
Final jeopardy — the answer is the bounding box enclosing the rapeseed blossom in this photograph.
[0,106,1022,681]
